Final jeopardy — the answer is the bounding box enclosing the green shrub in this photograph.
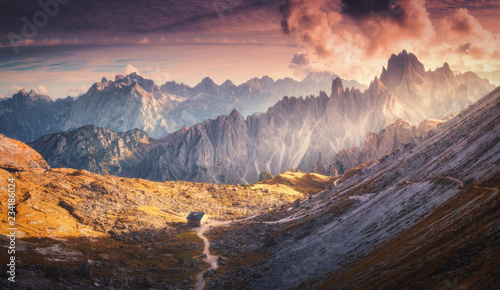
[258,171,274,182]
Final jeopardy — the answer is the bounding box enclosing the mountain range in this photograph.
[28,51,496,184]
[241,83,500,290]
[2,82,498,289]
[0,72,364,143]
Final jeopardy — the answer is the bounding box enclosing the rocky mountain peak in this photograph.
[331,77,344,97]
[116,73,156,92]
[261,75,274,83]
[200,77,216,85]
[160,81,191,96]
[221,79,235,88]
[380,50,426,85]
[367,76,387,94]
[194,77,219,94]
[302,71,337,83]
[229,108,243,120]
[12,89,52,102]
[435,62,455,79]
[246,76,276,91]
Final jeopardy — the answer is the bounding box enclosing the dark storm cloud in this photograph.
[340,0,406,25]
[0,0,280,45]
[458,42,471,53]
[426,0,500,14]
[291,53,309,65]
[279,0,293,34]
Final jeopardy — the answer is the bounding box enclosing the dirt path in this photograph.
[193,215,259,289]
[193,220,231,290]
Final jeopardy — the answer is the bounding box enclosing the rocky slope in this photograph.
[325,118,444,175]
[138,76,409,184]
[0,135,332,289]
[59,74,176,139]
[29,125,156,176]
[208,85,500,289]
[0,134,49,172]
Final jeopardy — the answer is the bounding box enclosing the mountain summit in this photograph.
[378,50,492,123]
[381,50,426,86]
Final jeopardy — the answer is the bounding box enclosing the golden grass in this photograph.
[256,171,338,197]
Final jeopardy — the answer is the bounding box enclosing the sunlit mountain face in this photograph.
[0,1,499,290]
[0,0,499,100]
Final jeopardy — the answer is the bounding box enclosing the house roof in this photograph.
[186,212,205,220]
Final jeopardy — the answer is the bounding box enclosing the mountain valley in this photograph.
[2,83,498,290]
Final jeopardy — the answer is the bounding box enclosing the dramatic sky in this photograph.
[0,0,499,99]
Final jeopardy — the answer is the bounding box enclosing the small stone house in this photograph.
[186,212,208,227]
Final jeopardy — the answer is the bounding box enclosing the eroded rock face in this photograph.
[140,54,487,184]
[29,125,153,176]
[60,73,174,139]
[137,81,400,184]
[0,90,73,142]
[329,118,443,174]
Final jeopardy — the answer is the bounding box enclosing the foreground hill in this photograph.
[0,134,49,172]
[0,134,335,288]
[205,86,500,288]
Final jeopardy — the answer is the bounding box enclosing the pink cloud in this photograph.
[280,0,500,83]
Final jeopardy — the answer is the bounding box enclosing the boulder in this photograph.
[76,264,92,277]
[187,258,198,267]
[47,266,62,278]
[264,235,277,248]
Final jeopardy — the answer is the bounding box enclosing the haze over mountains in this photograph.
[324,118,445,176]
[0,71,364,143]
[26,51,496,184]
